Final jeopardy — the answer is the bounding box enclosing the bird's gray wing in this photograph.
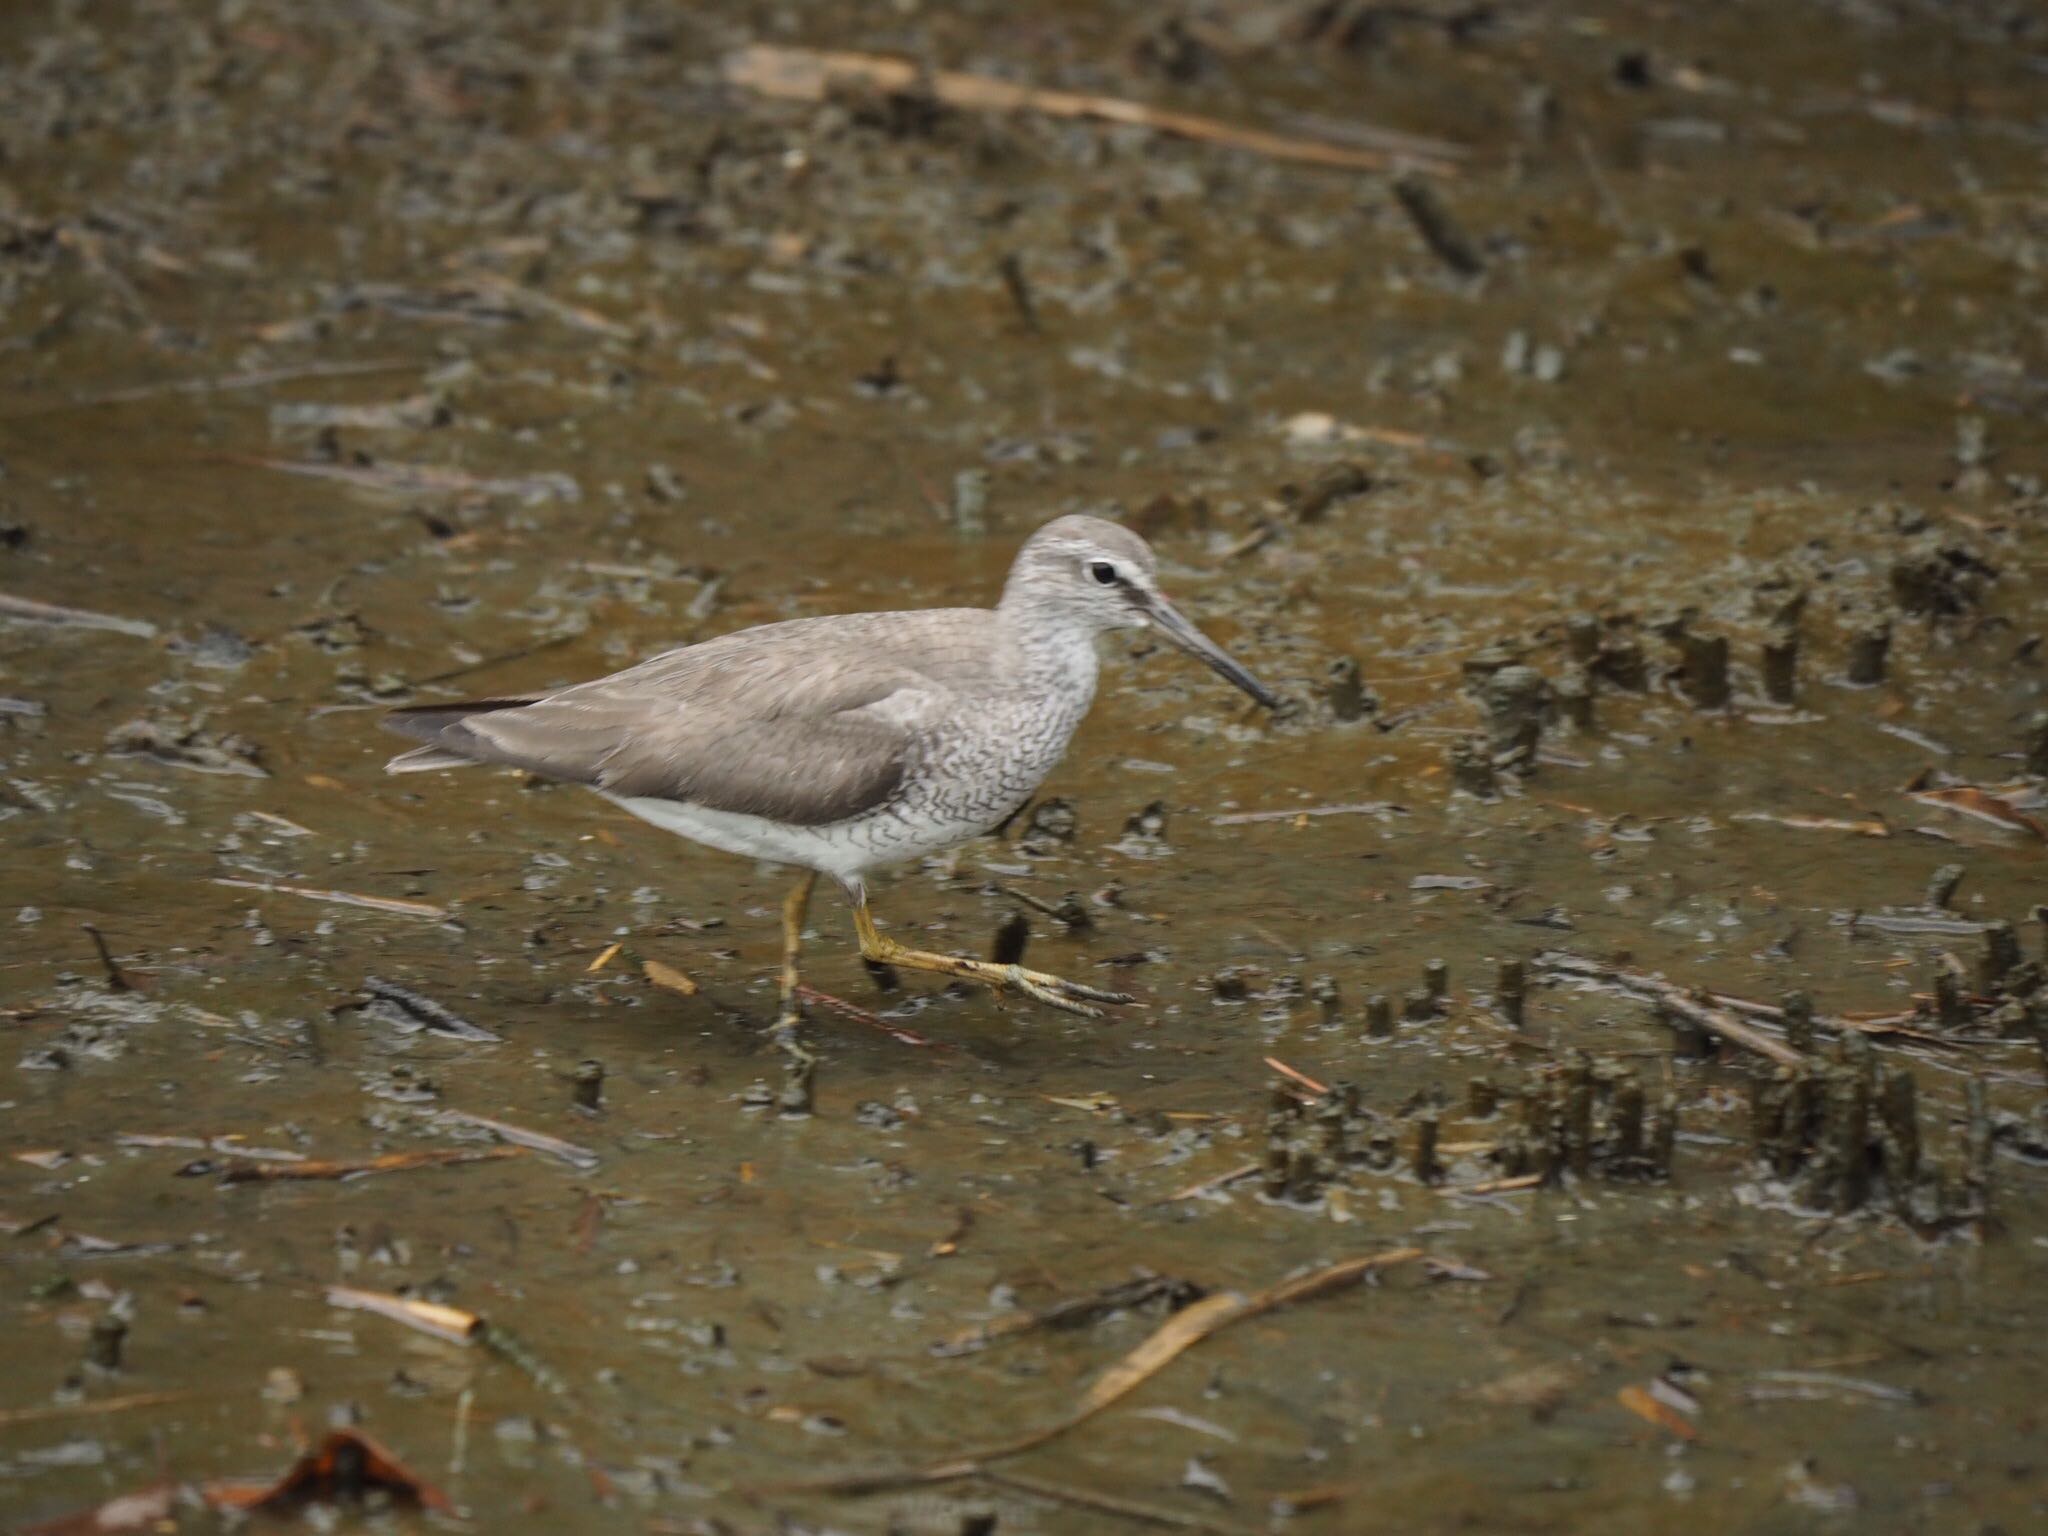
[385,661,934,827]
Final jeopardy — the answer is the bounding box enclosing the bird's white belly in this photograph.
[604,792,997,882]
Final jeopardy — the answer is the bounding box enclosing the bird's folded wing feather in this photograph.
[413,665,936,828]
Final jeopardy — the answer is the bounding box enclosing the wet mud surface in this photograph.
[3,1,2046,1531]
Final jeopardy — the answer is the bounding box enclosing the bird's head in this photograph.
[1004,514,1278,709]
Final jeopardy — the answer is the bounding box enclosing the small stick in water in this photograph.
[1566,615,1601,665]
[1467,1076,1500,1119]
[1676,631,1731,710]
[1978,920,2021,994]
[1926,864,1966,910]
[1495,958,1525,1027]
[1409,1108,1444,1185]
[1482,666,1548,772]
[1780,1067,1819,1179]
[1393,175,1485,277]
[1263,1092,1296,1199]
[1310,975,1342,1026]
[572,1060,604,1113]
[1649,1091,1678,1180]
[1554,669,1595,732]
[1781,991,1815,1054]
[87,1314,127,1372]
[1663,1000,1710,1060]
[1751,1069,1790,1165]
[1517,1079,1557,1183]
[997,253,1039,332]
[1315,1090,1350,1165]
[1876,1067,1919,1186]
[1448,734,1499,800]
[1761,628,1799,705]
[80,924,131,992]
[1962,1077,1992,1221]
[1610,1069,1646,1167]
[1323,656,1369,721]
[1592,636,1648,691]
[1845,620,1891,686]
[1563,1055,1595,1177]
[1822,1066,1872,1213]
[1365,994,1394,1040]
[1934,963,1970,1029]
[990,912,1031,966]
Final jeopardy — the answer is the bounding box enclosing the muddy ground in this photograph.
[3,1,2046,1532]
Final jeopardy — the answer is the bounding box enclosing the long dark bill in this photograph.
[1141,592,1281,709]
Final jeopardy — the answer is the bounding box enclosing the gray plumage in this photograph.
[384,514,1273,886]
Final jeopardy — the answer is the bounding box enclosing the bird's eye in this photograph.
[1088,561,1119,586]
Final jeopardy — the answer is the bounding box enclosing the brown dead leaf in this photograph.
[643,958,699,996]
[1617,1383,1698,1441]
[208,1428,456,1513]
[22,1431,455,1534]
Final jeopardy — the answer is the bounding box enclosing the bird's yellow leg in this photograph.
[765,870,821,1116]
[773,869,818,1042]
[848,891,1132,1019]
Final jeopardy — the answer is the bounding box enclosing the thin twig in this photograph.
[724,46,1464,177]
[0,1390,191,1429]
[1574,131,1629,234]
[437,1110,597,1168]
[212,878,449,920]
[0,592,157,638]
[220,1146,524,1183]
[6,358,419,416]
[407,634,574,689]
[1211,801,1404,826]
[1540,951,1809,1068]
[767,1248,1422,1497]
[983,1469,1257,1535]
[1446,1173,1544,1197]
[1263,1057,1329,1096]
[796,984,948,1048]
[80,924,131,992]
[1158,1160,1260,1203]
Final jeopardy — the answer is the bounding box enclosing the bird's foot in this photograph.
[851,898,1133,1020]
[994,962,1134,1019]
[766,1007,815,1116]
[862,944,1132,1019]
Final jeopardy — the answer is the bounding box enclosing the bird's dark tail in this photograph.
[382,698,538,774]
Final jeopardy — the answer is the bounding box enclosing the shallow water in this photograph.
[3,1,2045,1531]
